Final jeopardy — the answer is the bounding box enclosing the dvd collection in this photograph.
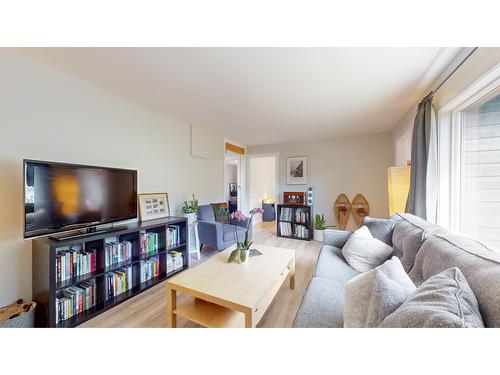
[56,248,97,283]
[55,279,96,324]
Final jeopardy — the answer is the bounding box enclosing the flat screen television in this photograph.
[24,160,137,239]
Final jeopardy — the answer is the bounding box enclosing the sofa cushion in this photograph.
[409,232,500,328]
[314,245,360,283]
[342,226,393,273]
[293,277,346,328]
[211,202,230,224]
[391,213,444,272]
[344,260,416,328]
[379,267,484,328]
[363,216,396,246]
[222,224,246,242]
[375,256,417,292]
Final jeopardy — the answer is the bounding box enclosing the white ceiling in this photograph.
[16,48,461,146]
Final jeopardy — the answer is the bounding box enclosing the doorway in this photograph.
[248,153,279,223]
[224,151,245,214]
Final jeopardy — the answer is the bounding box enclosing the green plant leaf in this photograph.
[240,250,247,263]
[227,249,239,263]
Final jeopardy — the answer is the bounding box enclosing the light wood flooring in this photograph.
[80,221,321,328]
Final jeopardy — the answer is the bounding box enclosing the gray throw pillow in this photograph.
[379,267,484,328]
[344,257,416,328]
[363,217,395,246]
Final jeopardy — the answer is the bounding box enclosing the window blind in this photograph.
[461,88,500,250]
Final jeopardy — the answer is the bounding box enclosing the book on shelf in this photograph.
[105,241,133,268]
[55,278,96,324]
[55,248,97,283]
[294,224,309,239]
[105,265,133,300]
[166,225,181,247]
[140,231,159,256]
[140,256,160,283]
[279,207,293,222]
[294,208,309,224]
[168,251,183,271]
[279,221,293,237]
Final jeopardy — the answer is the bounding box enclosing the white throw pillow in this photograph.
[344,257,416,328]
[342,226,394,273]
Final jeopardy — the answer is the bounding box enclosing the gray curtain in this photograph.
[405,93,434,218]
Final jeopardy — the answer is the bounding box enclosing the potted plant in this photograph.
[227,208,264,264]
[181,194,199,225]
[313,214,327,242]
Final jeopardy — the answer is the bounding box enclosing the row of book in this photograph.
[140,232,159,256]
[105,241,132,268]
[167,251,183,273]
[55,279,96,324]
[279,221,293,237]
[105,266,133,300]
[295,208,309,224]
[166,225,181,247]
[279,222,309,239]
[279,207,293,222]
[56,249,97,283]
[140,256,160,283]
[294,224,309,239]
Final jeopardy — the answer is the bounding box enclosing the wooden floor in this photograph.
[80,221,321,328]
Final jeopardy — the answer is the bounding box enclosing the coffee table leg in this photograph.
[167,286,177,328]
[245,310,253,328]
[289,257,295,289]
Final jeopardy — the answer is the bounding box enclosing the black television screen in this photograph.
[24,160,137,239]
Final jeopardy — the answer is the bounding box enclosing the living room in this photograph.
[1,1,500,373]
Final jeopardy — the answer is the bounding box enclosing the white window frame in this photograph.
[437,63,500,233]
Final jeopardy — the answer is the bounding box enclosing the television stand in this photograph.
[49,225,129,241]
[32,217,188,327]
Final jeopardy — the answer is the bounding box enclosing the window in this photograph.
[459,88,500,250]
[437,66,500,251]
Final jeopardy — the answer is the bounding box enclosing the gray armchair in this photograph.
[197,204,253,251]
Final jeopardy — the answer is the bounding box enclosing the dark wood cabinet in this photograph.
[32,217,187,327]
[276,204,312,241]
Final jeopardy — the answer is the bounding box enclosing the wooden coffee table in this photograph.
[166,244,295,328]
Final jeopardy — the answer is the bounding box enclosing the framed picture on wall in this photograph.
[286,156,307,185]
[138,193,170,221]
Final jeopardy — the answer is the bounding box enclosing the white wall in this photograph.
[247,133,393,230]
[0,51,224,306]
[248,156,277,221]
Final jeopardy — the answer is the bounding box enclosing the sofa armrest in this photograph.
[323,229,352,248]
[197,221,223,248]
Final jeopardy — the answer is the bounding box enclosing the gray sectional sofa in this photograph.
[293,213,500,328]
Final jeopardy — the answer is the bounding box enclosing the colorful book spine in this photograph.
[104,265,133,301]
[55,279,96,324]
[55,249,97,283]
[139,232,159,255]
